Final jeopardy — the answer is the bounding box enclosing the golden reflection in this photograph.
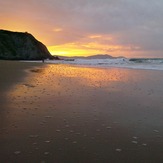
[8,64,129,101]
[50,65,129,88]
[6,64,130,122]
[36,65,128,89]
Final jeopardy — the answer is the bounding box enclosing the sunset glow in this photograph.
[47,41,140,57]
[48,43,107,57]
[1,0,163,58]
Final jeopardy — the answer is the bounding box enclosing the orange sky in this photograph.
[1,0,163,58]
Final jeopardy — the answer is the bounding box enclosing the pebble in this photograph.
[76,132,81,135]
[153,130,159,133]
[29,135,39,138]
[45,140,51,143]
[44,152,49,155]
[115,149,122,152]
[133,136,138,139]
[132,141,138,144]
[14,151,21,155]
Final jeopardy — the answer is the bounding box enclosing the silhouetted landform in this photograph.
[85,54,114,59]
[60,54,125,60]
[0,29,54,60]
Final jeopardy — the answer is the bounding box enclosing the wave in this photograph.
[129,58,163,64]
[29,58,163,71]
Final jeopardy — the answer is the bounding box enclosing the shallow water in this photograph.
[1,64,163,163]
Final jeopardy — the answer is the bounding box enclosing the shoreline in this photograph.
[21,59,163,71]
[70,63,163,72]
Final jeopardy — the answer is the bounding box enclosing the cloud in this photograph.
[1,0,163,57]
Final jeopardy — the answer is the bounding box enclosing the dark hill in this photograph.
[0,30,53,60]
[86,54,114,59]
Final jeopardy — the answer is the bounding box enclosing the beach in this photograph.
[1,61,163,163]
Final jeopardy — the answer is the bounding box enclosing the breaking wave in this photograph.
[46,58,163,71]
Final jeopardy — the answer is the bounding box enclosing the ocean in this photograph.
[44,58,163,71]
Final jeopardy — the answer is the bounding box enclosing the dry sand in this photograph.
[1,61,163,163]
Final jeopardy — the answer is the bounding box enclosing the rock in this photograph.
[132,141,138,144]
[14,151,21,155]
[115,148,122,152]
[0,29,53,60]
[44,152,49,155]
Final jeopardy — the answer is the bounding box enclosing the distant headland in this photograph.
[0,29,55,60]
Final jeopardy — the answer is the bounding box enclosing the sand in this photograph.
[1,61,163,163]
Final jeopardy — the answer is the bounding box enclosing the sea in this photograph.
[44,58,163,71]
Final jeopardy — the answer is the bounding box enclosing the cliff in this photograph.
[0,30,53,60]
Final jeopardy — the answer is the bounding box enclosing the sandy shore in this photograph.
[1,61,163,163]
[0,61,43,92]
[0,61,44,110]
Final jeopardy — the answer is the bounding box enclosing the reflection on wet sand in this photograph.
[1,64,163,163]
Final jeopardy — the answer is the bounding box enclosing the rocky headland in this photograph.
[0,30,53,60]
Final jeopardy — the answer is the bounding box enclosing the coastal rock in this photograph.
[0,29,53,60]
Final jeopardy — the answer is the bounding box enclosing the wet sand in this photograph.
[1,61,163,163]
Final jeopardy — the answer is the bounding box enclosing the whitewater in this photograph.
[44,58,163,71]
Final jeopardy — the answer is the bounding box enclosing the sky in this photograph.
[1,0,163,58]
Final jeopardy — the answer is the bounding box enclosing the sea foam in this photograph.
[45,58,163,71]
